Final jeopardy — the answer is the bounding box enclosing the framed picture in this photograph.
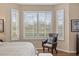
[0,19,4,32]
[71,19,79,32]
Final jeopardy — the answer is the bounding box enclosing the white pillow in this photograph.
[47,37,53,44]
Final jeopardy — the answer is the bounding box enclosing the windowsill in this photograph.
[10,38,64,42]
[58,38,64,41]
[23,36,64,40]
[23,37,48,40]
[58,39,64,41]
[23,37,64,41]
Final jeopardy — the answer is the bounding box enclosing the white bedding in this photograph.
[0,42,37,56]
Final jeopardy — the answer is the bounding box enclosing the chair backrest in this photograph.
[49,33,58,42]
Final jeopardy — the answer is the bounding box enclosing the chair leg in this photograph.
[55,48,57,54]
[51,48,53,54]
[48,48,49,52]
[43,47,45,52]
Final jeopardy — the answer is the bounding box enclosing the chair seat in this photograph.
[43,43,52,47]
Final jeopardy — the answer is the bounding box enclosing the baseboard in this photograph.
[36,48,43,50]
[36,48,48,50]
[36,48,76,53]
[57,48,76,53]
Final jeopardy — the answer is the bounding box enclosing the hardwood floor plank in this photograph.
[37,49,76,56]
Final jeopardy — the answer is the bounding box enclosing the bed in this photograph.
[0,42,37,56]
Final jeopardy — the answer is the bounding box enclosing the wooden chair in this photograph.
[42,33,58,54]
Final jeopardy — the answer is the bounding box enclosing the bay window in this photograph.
[23,11,52,39]
[56,10,64,40]
[11,9,19,40]
[11,9,64,40]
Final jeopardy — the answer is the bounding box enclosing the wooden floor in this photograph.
[37,49,77,56]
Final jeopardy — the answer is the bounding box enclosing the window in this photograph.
[11,9,19,40]
[23,11,52,39]
[56,10,64,40]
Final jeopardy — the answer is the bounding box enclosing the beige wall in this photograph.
[19,5,56,48]
[0,4,19,41]
[55,4,70,52]
[0,3,78,52]
[69,3,79,52]
[0,4,56,48]
[55,4,79,52]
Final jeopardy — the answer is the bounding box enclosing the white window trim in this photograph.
[10,8,19,40]
[56,9,65,40]
[23,11,53,40]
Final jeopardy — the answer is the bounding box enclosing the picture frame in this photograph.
[0,19,4,32]
[71,19,79,32]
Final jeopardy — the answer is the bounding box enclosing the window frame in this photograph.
[23,11,53,40]
[10,8,19,40]
[56,9,65,40]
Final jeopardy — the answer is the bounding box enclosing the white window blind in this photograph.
[23,11,52,39]
[56,10,64,40]
[11,9,19,40]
